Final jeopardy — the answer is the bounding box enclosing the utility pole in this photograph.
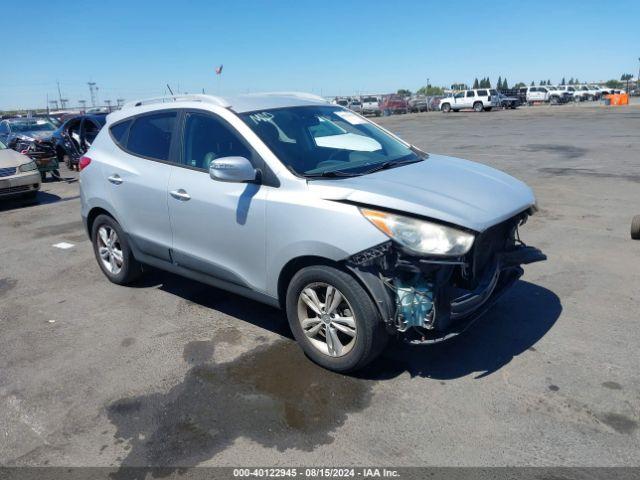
[49,100,59,110]
[57,81,63,108]
[117,98,125,108]
[60,98,68,109]
[105,99,112,112]
[88,82,98,107]
[79,100,87,111]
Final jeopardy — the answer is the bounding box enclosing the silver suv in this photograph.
[80,93,544,372]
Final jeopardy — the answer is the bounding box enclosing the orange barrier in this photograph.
[606,93,629,106]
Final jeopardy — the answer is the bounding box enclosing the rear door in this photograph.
[463,90,476,108]
[167,109,268,291]
[105,111,178,261]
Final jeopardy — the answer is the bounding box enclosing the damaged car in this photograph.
[80,93,545,373]
[52,113,106,170]
[0,118,59,181]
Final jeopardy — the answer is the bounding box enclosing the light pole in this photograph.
[637,57,639,92]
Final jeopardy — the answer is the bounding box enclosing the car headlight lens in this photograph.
[18,160,38,172]
[360,208,475,256]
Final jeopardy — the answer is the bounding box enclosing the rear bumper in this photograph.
[0,171,41,197]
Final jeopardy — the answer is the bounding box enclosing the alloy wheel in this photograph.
[97,225,123,275]
[297,282,357,357]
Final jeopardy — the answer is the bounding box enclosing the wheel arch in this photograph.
[86,206,119,238]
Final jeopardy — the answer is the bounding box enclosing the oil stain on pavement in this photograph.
[107,340,373,477]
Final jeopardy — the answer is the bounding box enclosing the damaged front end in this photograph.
[9,136,58,172]
[346,209,546,344]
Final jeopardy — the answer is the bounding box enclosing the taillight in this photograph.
[79,156,92,171]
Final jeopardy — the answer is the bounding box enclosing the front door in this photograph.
[167,110,268,292]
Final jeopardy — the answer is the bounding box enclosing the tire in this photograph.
[473,102,484,112]
[285,265,388,372]
[441,103,451,113]
[91,214,143,285]
[631,215,640,240]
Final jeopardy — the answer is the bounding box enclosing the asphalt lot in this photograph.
[1,102,639,470]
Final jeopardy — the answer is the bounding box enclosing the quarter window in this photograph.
[182,113,251,170]
[127,112,176,161]
[109,120,131,148]
[476,90,488,96]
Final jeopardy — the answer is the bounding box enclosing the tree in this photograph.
[497,76,502,90]
[547,79,551,86]
[561,77,566,85]
[605,79,623,89]
[621,73,634,91]
[568,77,574,85]
[396,89,412,97]
[473,78,479,89]
[502,77,509,89]
[530,81,535,86]
[417,85,445,96]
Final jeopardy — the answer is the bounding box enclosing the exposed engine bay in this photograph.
[346,209,546,344]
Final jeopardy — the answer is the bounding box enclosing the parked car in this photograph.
[80,93,544,372]
[331,97,349,108]
[439,89,499,112]
[361,96,381,116]
[555,85,576,100]
[496,92,520,109]
[380,94,409,114]
[0,139,41,199]
[348,99,363,114]
[0,118,58,181]
[408,95,430,112]
[52,113,107,170]
[546,86,572,104]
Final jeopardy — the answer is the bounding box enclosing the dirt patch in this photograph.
[0,277,17,297]
[538,167,640,183]
[599,412,638,435]
[523,144,587,159]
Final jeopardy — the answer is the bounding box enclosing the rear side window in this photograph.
[127,112,176,161]
[110,120,131,147]
[476,90,488,96]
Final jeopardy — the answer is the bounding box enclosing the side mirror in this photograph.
[209,156,258,183]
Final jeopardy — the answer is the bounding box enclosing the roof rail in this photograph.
[241,91,328,103]
[122,94,230,110]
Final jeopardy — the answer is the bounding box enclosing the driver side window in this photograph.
[182,113,251,171]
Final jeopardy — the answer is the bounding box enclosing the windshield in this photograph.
[240,106,423,177]
[10,120,55,133]
[362,97,377,103]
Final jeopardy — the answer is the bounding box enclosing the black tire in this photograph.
[441,103,451,113]
[473,102,484,112]
[91,214,143,285]
[285,265,388,372]
[631,215,640,240]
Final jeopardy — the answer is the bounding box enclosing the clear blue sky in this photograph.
[2,0,638,109]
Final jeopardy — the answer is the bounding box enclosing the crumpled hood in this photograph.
[16,131,53,141]
[308,154,536,232]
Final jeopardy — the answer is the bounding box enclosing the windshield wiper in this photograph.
[361,157,422,175]
[304,170,362,178]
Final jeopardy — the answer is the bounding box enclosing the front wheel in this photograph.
[441,103,451,113]
[91,214,143,285]
[473,102,484,112]
[286,265,388,372]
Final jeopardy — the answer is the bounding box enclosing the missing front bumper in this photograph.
[346,215,546,344]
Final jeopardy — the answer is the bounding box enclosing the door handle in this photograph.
[170,189,191,201]
[107,174,123,185]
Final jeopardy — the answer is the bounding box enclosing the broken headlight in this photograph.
[360,208,475,256]
[18,160,38,172]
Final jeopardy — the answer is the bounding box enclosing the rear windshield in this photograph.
[362,97,377,103]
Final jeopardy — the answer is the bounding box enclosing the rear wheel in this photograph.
[91,214,143,285]
[631,215,640,240]
[473,102,484,112]
[286,265,388,372]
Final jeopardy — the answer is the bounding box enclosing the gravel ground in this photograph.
[1,102,639,471]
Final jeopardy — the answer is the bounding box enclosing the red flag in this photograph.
[215,65,223,75]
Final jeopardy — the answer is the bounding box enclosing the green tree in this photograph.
[396,89,412,97]
[605,79,623,89]
[502,77,508,89]
[497,76,502,90]
[530,81,535,86]
[561,77,566,85]
[473,78,479,89]
[568,77,574,85]
[417,85,445,96]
